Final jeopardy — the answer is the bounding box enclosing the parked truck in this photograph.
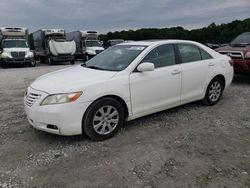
[66,30,104,61]
[32,29,76,65]
[0,27,35,68]
[216,32,250,74]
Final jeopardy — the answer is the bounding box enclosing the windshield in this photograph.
[84,45,147,71]
[3,40,28,48]
[86,40,101,47]
[110,40,124,46]
[231,32,250,45]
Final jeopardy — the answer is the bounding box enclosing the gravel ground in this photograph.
[0,62,249,188]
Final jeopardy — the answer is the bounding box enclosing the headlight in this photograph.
[40,91,82,106]
[87,50,96,55]
[26,53,34,58]
[1,53,12,58]
[245,52,250,59]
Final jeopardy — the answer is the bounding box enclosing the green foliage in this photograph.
[100,18,250,44]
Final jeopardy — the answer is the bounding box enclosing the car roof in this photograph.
[118,39,200,46]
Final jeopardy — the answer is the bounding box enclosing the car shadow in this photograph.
[31,101,206,144]
[233,74,250,84]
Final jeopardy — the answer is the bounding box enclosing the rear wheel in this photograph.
[70,60,75,65]
[203,77,224,105]
[40,56,46,63]
[48,56,53,65]
[84,55,89,62]
[83,98,124,141]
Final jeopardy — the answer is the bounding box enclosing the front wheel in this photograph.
[29,60,36,67]
[82,98,125,141]
[203,78,224,105]
[70,60,75,65]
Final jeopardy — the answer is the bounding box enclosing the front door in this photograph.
[129,44,182,117]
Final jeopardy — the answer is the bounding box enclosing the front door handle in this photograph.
[171,69,181,75]
[208,62,215,66]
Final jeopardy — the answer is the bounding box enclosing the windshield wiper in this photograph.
[81,62,87,67]
[86,65,105,70]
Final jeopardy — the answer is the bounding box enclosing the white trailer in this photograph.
[66,30,104,61]
[0,27,35,68]
[32,29,76,65]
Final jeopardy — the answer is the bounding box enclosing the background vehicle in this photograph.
[205,43,220,49]
[24,40,233,141]
[0,27,35,68]
[32,29,76,65]
[105,39,124,48]
[216,32,250,74]
[66,30,104,61]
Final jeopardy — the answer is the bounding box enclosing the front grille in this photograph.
[219,51,244,60]
[25,92,41,107]
[11,51,25,58]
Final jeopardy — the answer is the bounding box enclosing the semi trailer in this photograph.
[66,30,104,61]
[0,27,35,68]
[32,29,76,65]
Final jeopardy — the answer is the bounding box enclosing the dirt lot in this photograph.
[0,63,249,188]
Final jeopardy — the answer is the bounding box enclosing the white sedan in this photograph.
[24,40,234,140]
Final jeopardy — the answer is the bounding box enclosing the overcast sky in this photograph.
[0,0,250,33]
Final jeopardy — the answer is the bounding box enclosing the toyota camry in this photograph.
[24,40,234,140]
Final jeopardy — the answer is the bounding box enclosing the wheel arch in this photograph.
[82,94,129,129]
[203,74,226,99]
[212,74,226,90]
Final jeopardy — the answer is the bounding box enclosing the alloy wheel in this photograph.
[208,81,222,102]
[93,105,119,135]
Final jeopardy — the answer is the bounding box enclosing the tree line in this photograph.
[100,18,250,44]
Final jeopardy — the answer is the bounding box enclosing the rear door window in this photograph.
[177,44,202,63]
[200,48,213,60]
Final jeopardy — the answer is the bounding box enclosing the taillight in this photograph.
[229,59,234,66]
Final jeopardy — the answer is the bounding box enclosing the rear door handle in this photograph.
[208,62,215,66]
[171,69,181,75]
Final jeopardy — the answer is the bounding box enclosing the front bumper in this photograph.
[1,57,33,64]
[24,87,91,136]
[233,59,250,74]
[50,55,74,62]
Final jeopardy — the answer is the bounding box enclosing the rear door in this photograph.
[176,43,214,104]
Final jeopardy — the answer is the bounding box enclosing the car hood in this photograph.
[216,45,250,54]
[31,65,117,94]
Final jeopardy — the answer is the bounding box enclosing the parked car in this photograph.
[216,32,250,74]
[205,43,220,49]
[24,40,233,140]
[104,39,124,48]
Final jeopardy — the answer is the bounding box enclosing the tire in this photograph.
[40,56,46,63]
[84,55,89,62]
[203,77,224,106]
[29,60,36,67]
[1,63,8,69]
[82,97,125,141]
[70,60,75,65]
[48,56,53,65]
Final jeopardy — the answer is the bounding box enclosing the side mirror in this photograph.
[137,62,155,72]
